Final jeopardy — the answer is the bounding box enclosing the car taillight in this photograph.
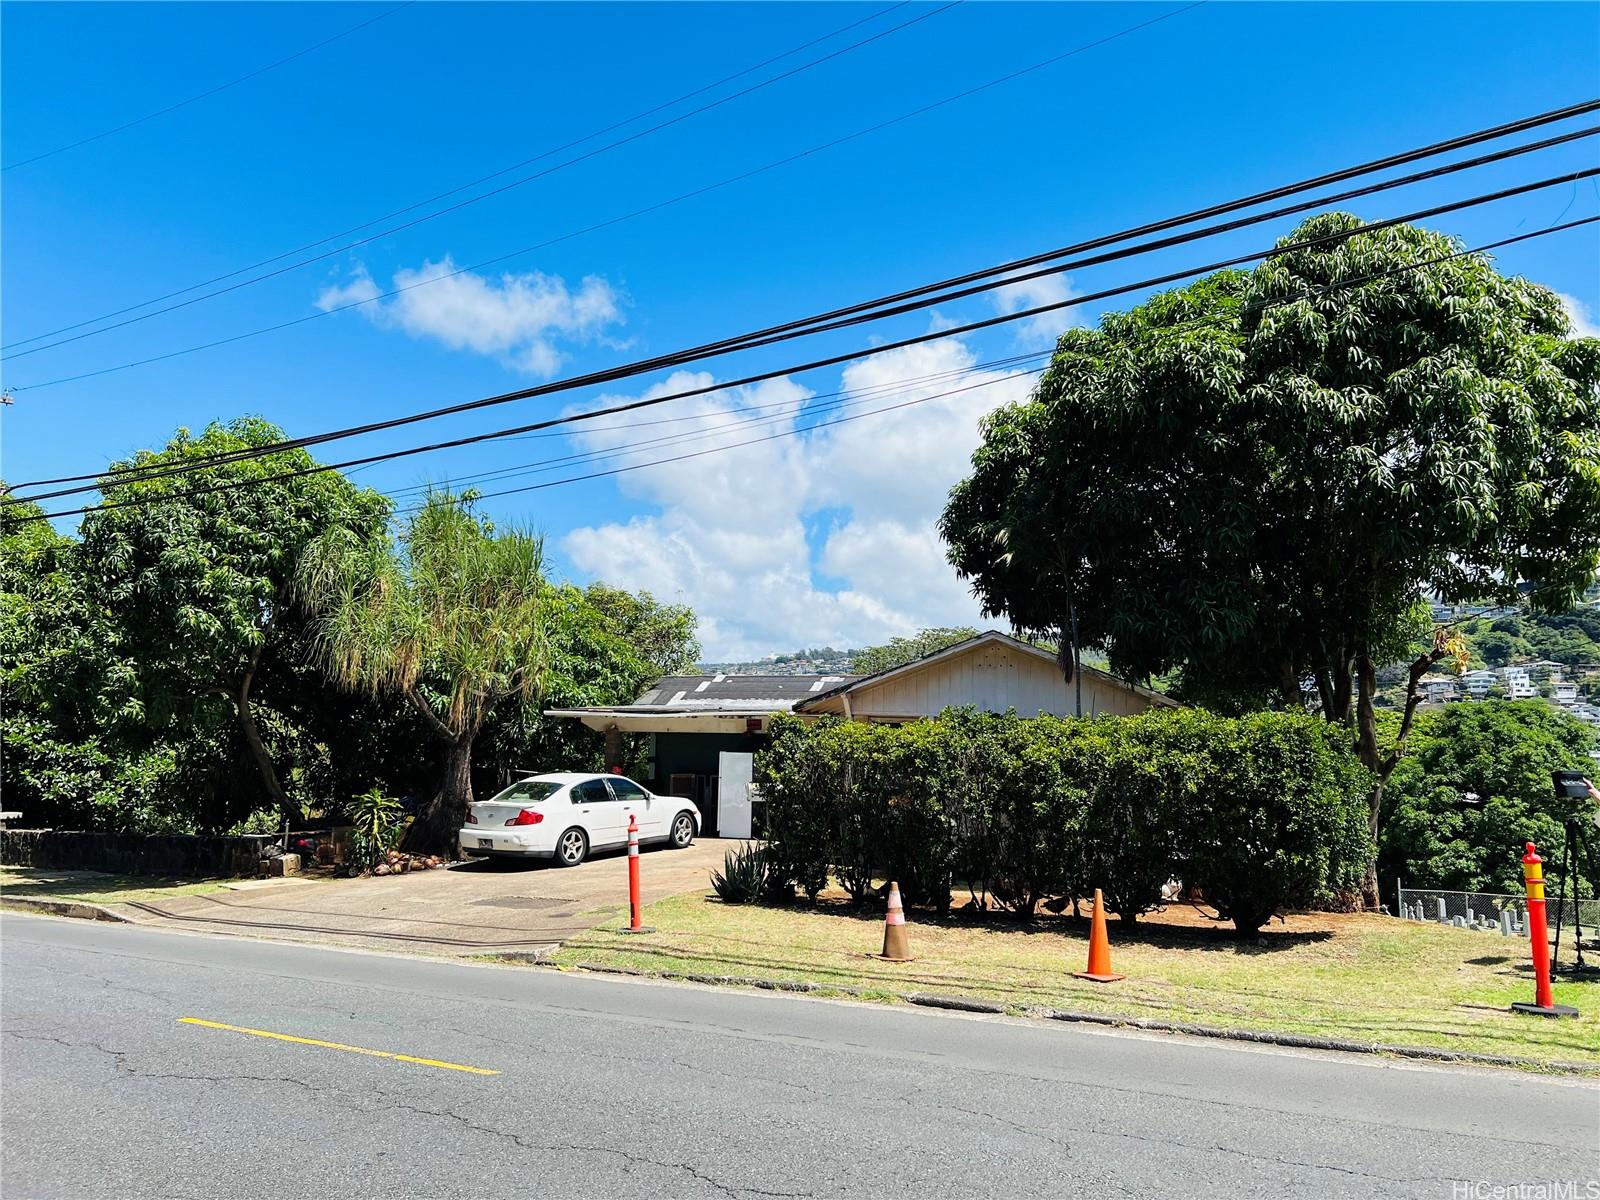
[506,809,543,826]
[466,811,477,824]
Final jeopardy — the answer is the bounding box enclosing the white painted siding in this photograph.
[817,641,1154,720]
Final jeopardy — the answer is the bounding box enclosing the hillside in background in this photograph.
[698,647,861,677]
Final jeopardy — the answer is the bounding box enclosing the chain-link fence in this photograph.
[1397,885,1600,968]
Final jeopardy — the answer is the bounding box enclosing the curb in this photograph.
[1032,1007,1597,1074]
[0,896,130,923]
[907,992,1008,1014]
[556,960,1596,1076]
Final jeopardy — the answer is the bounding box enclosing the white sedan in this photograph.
[458,772,699,867]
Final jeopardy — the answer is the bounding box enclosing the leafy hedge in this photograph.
[756,708,1373,935]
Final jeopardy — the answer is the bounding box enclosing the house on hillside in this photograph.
[1504,668,1538,700]
[547,630,1173,837]
[1417,674,1461,704]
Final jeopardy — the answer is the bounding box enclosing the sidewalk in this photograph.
[7,840,731,957]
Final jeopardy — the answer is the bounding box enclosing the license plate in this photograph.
[478,838,494,848]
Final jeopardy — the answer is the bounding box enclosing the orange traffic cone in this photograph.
[880,881,912,961]
[1073,888,1124,982]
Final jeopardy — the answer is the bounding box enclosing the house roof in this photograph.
[544,673,860,726]
[792,629,1177,712]
[626,673,859,713]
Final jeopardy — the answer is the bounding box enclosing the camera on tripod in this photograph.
[1547,770,1599,978]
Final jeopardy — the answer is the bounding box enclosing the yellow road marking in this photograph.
[178,1017,499,1076]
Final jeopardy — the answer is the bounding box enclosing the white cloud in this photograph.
[316,258,625,376]
[1556,292,1600,339]
[561,335,1036,659]
[991,270,1078,350]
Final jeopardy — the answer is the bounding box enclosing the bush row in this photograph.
[755,707,1374,935]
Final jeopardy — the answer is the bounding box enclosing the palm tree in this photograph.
[297,491,548,854]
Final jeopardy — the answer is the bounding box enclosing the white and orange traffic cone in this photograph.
[880,881,912,961]
[1073,888,1124,983]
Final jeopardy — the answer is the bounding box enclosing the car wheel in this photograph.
[669,812,695,849]
[553,827,588,868]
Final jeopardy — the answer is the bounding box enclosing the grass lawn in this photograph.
[552,890,1600,1070]
[0,866,232,906]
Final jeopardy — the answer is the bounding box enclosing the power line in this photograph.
[14,189,1595,525]
[0,1,916,347]
[387,214,1600,511]
[378,351,1052,499]
[0,3,415,171]
[3,2,1209,390]
[393,369,1046,516]
[0,1,961,360]
[11,135,1596,498]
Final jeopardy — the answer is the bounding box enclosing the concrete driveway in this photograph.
[115,838,734,956]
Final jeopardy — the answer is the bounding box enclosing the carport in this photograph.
[546,672,855,837]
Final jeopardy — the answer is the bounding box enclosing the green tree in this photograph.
[942,214,1600,903]
[1473,630,1529,667]
[74,418,390,827]
[297,491,550,854]
[472,582,696,793]
[851,627,979,675]
[1380,701,1597,896]
[0,499,162,829]
[581,583,701,675]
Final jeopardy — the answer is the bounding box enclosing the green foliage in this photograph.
[1460,607,1600,669]
[759,716,836,901]
[473,582,702,794]
[1175,711,1374,936]
[758,708,1373,933]
[347,787,406,871]
[710,842,771,904]
[298,490,551,854]
[225,809,285,836]
[1380,701,1597,895]
[580,584,701,675]
[851,627,979,676]
[3,428,702,845]
[75,418,392,822]
[2,425,407,834]
[941,215,1600,894]
[758,717,955,909]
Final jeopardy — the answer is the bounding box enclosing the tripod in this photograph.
[1549,817,1600,981]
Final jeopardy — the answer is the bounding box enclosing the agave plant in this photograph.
[710,842,769,904]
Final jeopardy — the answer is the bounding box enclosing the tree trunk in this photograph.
[224,639,300,828]
[1352,637,1450,910]
[405,734,476,856]
[1353,653,1384,909]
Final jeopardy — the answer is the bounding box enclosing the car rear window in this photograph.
[491,780,563,803]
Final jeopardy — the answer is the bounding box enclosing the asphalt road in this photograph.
[2,913,1597,1200]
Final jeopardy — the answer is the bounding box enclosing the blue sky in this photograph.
[4,1,1598,658]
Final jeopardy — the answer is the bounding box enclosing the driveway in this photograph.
[114,839,734,956]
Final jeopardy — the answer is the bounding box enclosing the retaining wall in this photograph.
[0,830,259,878]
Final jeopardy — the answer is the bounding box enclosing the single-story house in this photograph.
[547,630,1174,837]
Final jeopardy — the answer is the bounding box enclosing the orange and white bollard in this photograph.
[620,812,654,935]
[1510,842,1576,1018]
[880,881,912,961]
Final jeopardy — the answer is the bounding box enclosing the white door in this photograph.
[569,778,622,847]
[718,752,754,839]
[606,776,662,838]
